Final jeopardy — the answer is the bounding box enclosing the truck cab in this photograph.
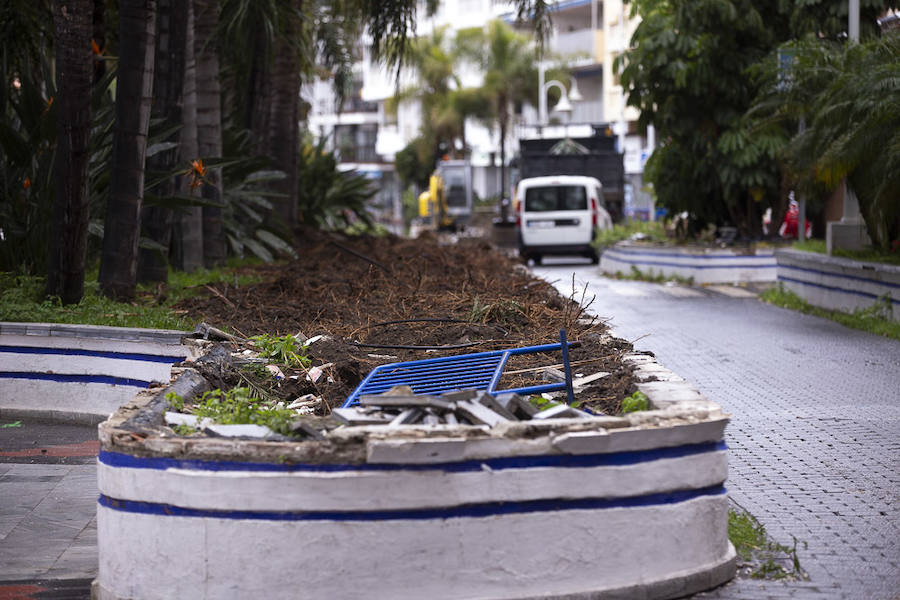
[515,175,612,264]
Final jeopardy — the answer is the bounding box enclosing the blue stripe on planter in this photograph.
[604,251,776,270]
[778,263,900,292]
[0,345,183,363]
[777,275,900,305]
[0,372,151,388]
[98,484,727,521]
[98,440,727,473]
[608,248,774,260]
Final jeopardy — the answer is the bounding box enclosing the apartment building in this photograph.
[304,0,655,228]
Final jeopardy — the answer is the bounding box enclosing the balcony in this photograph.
[337,145,382,164]
[570,98,605,124]
[553,28,596,60]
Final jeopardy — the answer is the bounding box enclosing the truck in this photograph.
[514,127,625,223]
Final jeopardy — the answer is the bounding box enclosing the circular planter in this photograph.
[94,353,735,600]
[600,241,777,285]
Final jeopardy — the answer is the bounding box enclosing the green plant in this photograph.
[468,297,524,325]
[593,221,667,249]
[761,285,900,341]
[793,239,900,266]
[250,333,311,368]
[728,507,806,580]
[165,391,185,412]
[172,423,197,436]
[190,387,298,436]
[621,390,649,413]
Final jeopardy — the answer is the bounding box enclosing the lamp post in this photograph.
[538,63,579,127]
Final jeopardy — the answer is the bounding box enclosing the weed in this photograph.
[172,423,197,436]
[189,387,298,436]
[608,265,694,286]
[728,507,807,581]
[468,297,524,325]
[250,333,311,368]
[165,392,185,412]
[621,390,649,413]
[761,285,900,341]
[593,221,667,249]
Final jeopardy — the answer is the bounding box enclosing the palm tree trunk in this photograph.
[499,103,509,221]
[266,0,301,224]
[194,0,226,267]
[172,0,204,272]
[97,0,157,301]
[46,0,93,305]
[138,0,187,284]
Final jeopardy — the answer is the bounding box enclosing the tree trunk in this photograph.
[98,0,157,301]
[498,102,508,221]
[266,0,301,225]
[247,27,271,150]
[171,0,204,272]
[47,0,93,305]
[92,0,106,84]
[194,0,226,268]
[138,0,187,283]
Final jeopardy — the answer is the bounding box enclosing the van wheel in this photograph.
[588,249,599,264]
[531,254,542,266]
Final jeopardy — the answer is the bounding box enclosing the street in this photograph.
[534,258,900,600]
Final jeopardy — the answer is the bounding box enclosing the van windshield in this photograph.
[524,185,587,211]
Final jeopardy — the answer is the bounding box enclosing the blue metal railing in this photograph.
[342,332,578,408]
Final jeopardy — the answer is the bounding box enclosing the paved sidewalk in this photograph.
[0,420,98,599]
[535,262,900,600]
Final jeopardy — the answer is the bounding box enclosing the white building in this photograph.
[303,0,655,228]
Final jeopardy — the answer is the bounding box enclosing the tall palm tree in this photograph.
[194,0,227,268]
[138,0,189,284]
[46,0,93,305]
[172,0,205,272]
[98,0,157,301]
[461,20,537,218]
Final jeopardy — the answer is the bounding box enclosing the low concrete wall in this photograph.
[0,322,194,423]
[601,242,777,284]
[776,249,900,320]
[94,353,735,600]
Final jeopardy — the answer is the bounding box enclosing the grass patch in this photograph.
[729,507,806,580]
[761,284,900,341]
[793,239,900,266]
[0,260,266,330]
[610,265,695,286]
[593,220,667,248]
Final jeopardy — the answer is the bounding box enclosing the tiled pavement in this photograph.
[535,260,900,600]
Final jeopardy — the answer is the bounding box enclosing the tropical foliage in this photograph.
[749,35,900,250]
[621,0,900,242]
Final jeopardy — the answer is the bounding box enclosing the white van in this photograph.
[515,175,612,264]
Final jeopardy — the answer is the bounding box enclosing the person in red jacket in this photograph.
[779,195,812,240]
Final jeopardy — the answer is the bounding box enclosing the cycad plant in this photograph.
[752,35,900,250]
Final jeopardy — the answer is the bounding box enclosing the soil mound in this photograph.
[175,228,636,415]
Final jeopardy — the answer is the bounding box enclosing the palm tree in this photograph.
[46,0,93,304]
[98,0,157,301]
[138,0,189,284]
[461,20,537,219]
[194,0,227,268]
[172,0,205,273]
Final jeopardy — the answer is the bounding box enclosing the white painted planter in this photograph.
[601,242,777,284]
[0,322,194,422]
[776,249,900,320]
[94,353,736,600]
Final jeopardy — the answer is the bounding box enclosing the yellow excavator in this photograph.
[417,173,454,231]
[417,160,473,232]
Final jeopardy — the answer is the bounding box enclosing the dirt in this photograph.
[175,227,637,416]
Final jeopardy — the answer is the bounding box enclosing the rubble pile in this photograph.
[333,385,598,427]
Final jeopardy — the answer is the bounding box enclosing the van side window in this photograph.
[524,185,587,211]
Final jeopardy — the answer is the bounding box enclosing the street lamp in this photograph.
[538,63,580,126]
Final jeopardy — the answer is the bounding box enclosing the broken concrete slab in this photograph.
[455,400,510,427]
[532,403,591,420]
